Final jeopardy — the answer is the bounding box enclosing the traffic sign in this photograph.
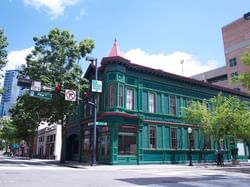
[65,89,76,101]
[31,81,41,91]
[92,80,102,93]
[30,91,52,100]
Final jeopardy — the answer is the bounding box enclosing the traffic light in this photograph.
[83,91,89,102]
[55,84,61,93]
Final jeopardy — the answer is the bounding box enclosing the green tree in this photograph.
[0,29,8,72]
[235,49,250,89]
[0,119,17,152]
[19,28,95,162]
[183,94,250,150]
[10,95,49,157]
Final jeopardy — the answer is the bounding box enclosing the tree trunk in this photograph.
[60,118,66,163]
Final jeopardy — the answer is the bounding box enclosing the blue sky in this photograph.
[1,0,250,76]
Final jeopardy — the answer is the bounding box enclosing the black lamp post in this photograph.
[86,56,98,166]
[188,127,193,166]
[243,12,250,20]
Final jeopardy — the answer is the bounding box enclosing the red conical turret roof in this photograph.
[108,39,123,57]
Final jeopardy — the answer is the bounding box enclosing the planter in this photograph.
[232,160,240,165]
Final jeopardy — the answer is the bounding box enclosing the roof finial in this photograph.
[107,38,123,57]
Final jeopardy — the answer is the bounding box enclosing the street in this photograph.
[1,154,250,187]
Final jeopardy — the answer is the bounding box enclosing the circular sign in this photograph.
[65,89,76,101]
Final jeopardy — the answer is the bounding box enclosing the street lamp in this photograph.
[86,56,98,166]
[243,12,250,20]
[188,127,193,166]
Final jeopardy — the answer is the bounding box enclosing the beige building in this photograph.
[193,12,250,93]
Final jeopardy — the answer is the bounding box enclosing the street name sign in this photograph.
[30,91,52,100]
[92,80,102,93]
[88,121,107,126]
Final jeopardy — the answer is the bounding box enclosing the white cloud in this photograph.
[23,0,82,19]
[5,47,33,71]
[0,47,32,87]
[75,7,87,21]
[124,48,221,77]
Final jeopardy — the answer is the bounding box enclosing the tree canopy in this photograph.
[18,28,95,161]
[183,94,250,144]
[0,29,8,72]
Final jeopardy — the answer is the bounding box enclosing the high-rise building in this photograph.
[0,70,22,117]
[193,12,250,93]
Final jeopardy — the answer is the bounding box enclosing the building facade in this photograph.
[193,13,250,93]
[65,42,250,165]
[36,124,61,160]
[0,70,22,117]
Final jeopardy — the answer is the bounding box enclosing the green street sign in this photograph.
[30,91,52,100]
[88,121,107,126]
[96,122,107,126]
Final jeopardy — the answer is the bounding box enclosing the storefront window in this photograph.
[83,130,90,152]
[118,125,137,155]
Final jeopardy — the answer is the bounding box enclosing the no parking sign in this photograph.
[65,89,76,101]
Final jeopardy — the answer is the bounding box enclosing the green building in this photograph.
[66,41,250,164]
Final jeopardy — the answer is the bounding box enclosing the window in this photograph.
[118,85,123,107]
[231,72,238,78]
[171,128,177,149]
[204,136,211,149]
[126,88,134,110]
[170,96,176,115]
[109,84,115,107]
[229,57,237,67]
[83,130,90,152]
[149,126,156,149]
[148,92,156,113]
[100,135,109,157]
[118,126,137,155]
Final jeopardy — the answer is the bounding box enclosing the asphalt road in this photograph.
[1,154,250,187]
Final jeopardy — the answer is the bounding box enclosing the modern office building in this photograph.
[65,41,250,165]
[0,70,22,117]
[193,13,250,93]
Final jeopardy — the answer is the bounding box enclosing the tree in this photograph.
[10,94,49,157]
[183,94,250,150]
[0,119,17,152]
[19,28,95,162]
[0,29,8,72]
[234,48,250,89]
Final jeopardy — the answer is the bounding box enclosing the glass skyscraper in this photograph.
[0,70,22,117]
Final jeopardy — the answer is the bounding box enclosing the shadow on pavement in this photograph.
[117,175,227,186]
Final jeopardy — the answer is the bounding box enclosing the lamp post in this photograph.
[86,56,98,166]
[188,127,193,166]
[243,12,250,20]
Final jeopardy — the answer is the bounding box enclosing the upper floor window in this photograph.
[109,84,115,107]
[149,126,156,149]
[118,85,123,107]
[148,92,156,113]
[126,88,134,110]
[229,57,237,67]
[170,96,176,116]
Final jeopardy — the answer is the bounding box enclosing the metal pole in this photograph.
[92,59,98,166]
[189,133,193,166]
